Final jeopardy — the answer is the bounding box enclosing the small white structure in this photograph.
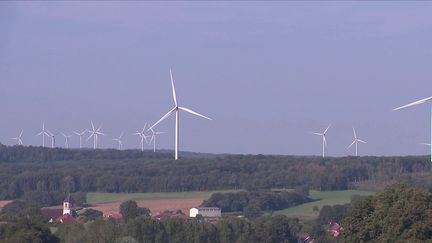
[189,207,221,218]
[63,194,73,215]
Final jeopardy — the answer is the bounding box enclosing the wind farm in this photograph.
[2,2,432,242]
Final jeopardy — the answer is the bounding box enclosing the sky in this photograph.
[0,1,432,156]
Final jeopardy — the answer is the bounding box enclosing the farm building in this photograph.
[189,207,221,218]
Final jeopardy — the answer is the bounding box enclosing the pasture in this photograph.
[274,190,374,220]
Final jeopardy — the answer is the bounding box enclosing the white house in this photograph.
[189,207,221,218]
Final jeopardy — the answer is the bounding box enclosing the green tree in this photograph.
[343,183,432,242]
[119,200,150,221]
[0,218,59,243]
[83,208,103,220]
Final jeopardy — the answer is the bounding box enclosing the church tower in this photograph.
[63,193,73,215]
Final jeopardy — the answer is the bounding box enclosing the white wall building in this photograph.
[189,207,221,218]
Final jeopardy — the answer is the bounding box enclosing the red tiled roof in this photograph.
[41,208,63,221]
[59,214,77,224]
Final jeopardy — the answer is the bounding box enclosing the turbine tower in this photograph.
[88,120,105,149]
[36,122,49,147]
[148,127,165,152]
[393,96,432,161]
[46,130,59,148]
[61,133,73,149]
[11,130,24,145]
[73,129,87,148]
[150,69,212,160]
[134,124,150,152]
[112,132,124,150]
[347,127,367,156]
[311,124,331,158]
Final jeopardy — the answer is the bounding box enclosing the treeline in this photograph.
[0,145,431,205]
[202,188,311,213]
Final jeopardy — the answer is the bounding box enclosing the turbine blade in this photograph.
[347,140,356,149]
[149,107,176,130]
[358,139,367,144]
[91,120,95,131]
[324,123,332,134]
[352,126,357,139]
[311,132,322,136]
[393,96,432,111]
[170,68,178,106]
[179,106,212,120]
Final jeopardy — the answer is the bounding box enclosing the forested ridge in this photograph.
[0,144,431,206]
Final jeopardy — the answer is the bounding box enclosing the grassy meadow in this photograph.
[274,190,374,220]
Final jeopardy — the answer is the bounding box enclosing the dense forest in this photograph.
[0,144,431,206]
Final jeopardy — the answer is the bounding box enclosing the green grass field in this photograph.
[87,190,240,204]
[273,190,374,220]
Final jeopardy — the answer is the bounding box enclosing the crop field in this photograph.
[87,189,240,204]
[274,190,374,220]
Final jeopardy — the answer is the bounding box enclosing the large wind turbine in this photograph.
[150,69,212,160]
[61,133,73,149]
[148,127,165,152]
[347,127,367,156]
[11,130,24,145]
[112,132,124,150]
[393,96,432,161]
[134,124,150,152]
[88,121,105,149]
[73,129,87,148]
[46,130,59,148]
[311,124,331,158]
[36,122,49,147]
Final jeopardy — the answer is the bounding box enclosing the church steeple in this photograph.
[63,193,73,215]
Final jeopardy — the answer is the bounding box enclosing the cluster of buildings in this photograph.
[40,195,222,225]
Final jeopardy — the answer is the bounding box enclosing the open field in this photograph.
[87,189,240,204]
[274,190,374,220]
[87,190,241,215]
[89,198,204,216]
[0,200,13,208]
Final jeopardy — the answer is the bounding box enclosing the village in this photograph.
[37,194,223,225]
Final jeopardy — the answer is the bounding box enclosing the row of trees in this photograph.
[202,188,311,213]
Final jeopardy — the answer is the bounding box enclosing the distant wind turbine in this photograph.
[148,127,165,152]
[73,129,87,149]
[347,127,367,156]
[311,124,331,158]
[393,96,432,161]
[11,130,24,145]
[36,122,49,147]
[88,121,105,149]
[61,133,73,149]
[149,69,212,160]
[134,124,150,152]
[46,130,59,148]
[112,132,124,150]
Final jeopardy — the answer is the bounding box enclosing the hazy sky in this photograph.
[1,1,432,156]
